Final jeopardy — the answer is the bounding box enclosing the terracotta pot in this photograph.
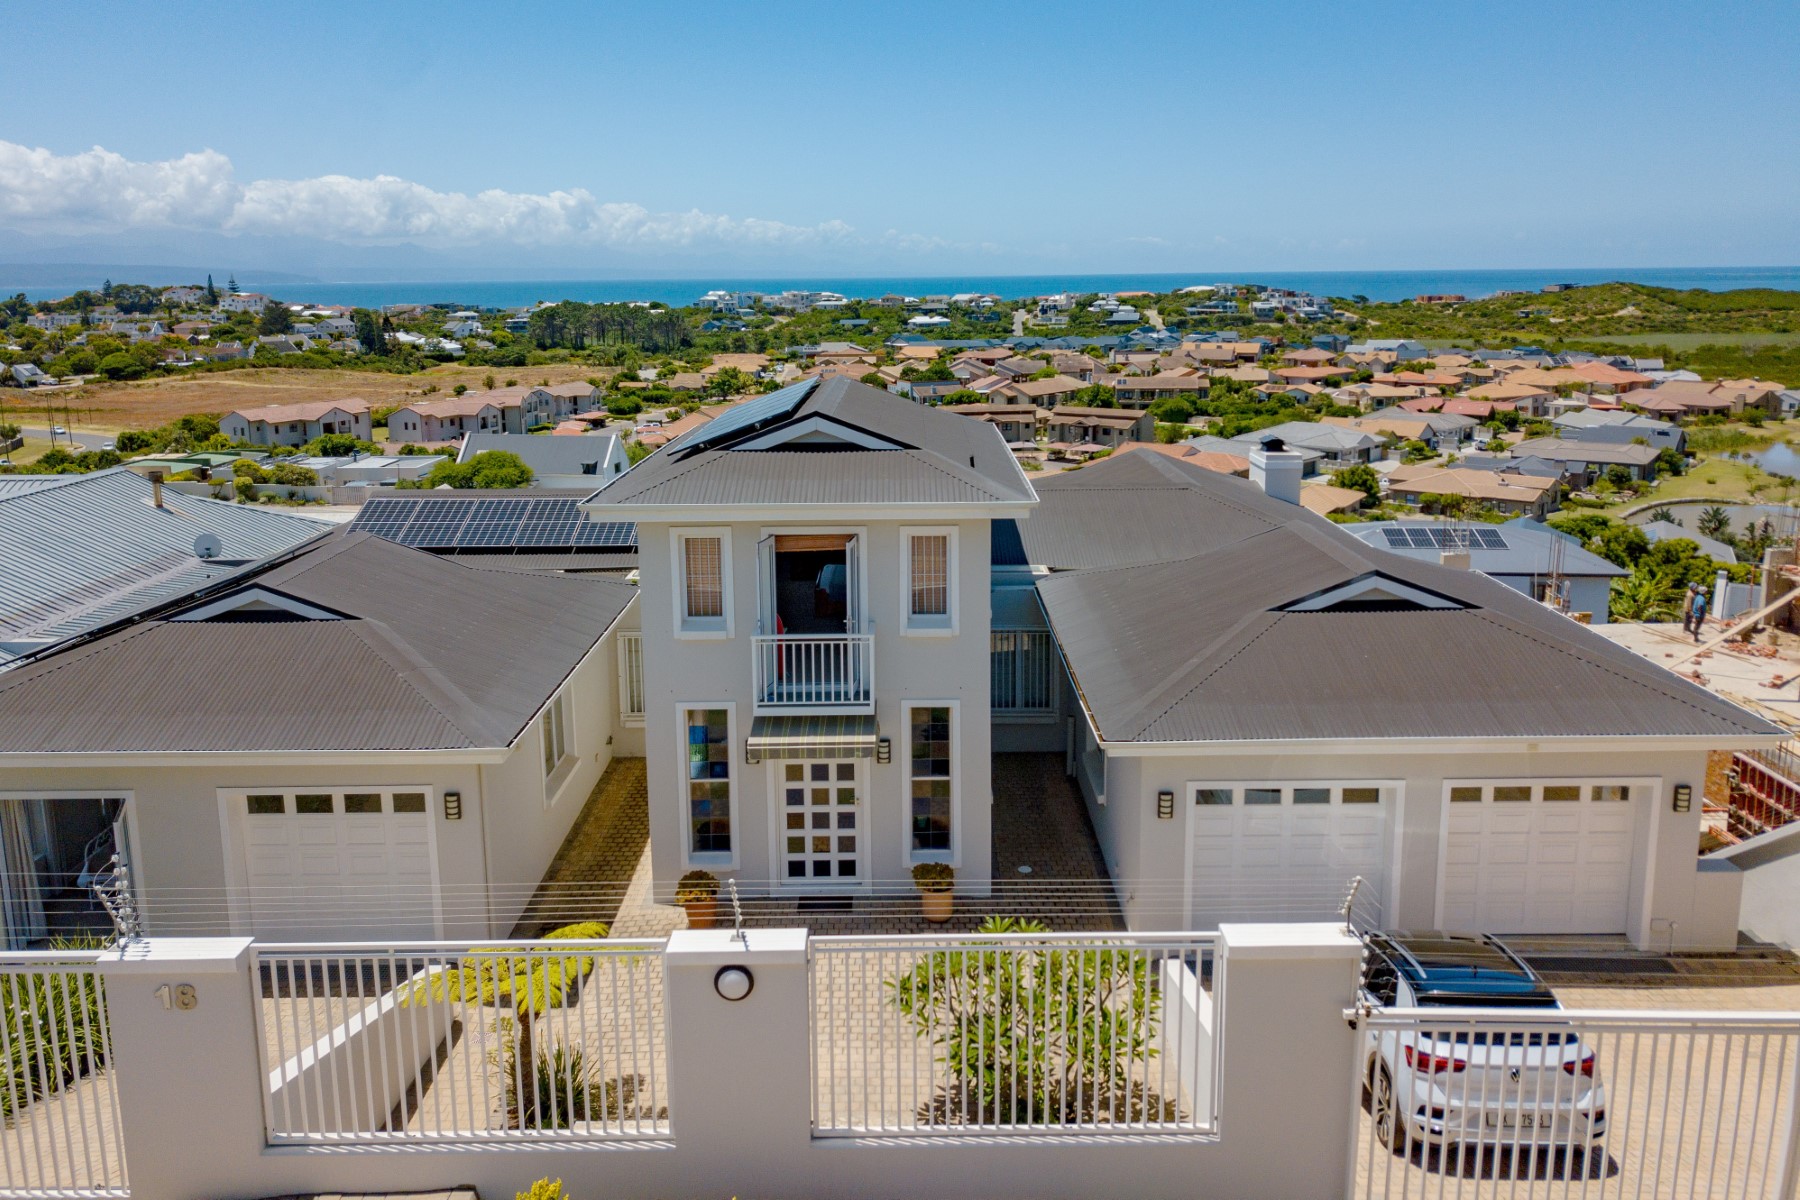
[919,889,954,924]
[683,898,719,929]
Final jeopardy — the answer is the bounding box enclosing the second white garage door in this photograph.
[239,788,438,939]
[1438,781,1640,935]
[1187,782,1390,930]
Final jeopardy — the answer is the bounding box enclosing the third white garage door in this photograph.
[1438,781,1641,935]
[1187,782,1390,930]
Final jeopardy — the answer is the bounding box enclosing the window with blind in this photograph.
[904,528,955,632]
[676,531,730,634]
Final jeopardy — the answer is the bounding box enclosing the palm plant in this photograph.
[406,920,607,1129]
[1697,505,1734,540]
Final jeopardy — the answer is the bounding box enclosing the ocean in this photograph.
[13,265,1800,310]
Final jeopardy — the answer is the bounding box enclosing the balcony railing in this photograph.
[752,634,873,713]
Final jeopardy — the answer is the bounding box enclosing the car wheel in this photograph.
[1372,1063,1408,1153]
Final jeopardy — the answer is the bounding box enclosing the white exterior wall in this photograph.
[0,619,639,941]
[1087,744,1715,950]
[639,518,994,896]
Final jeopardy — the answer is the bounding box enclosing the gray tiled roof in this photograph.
[0,469,329,664]
[1037,522,1780,744]
[458,431,620,477]
[0,533,637,753]
[586,377,1035,509]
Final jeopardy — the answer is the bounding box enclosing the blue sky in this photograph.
[1,0,1797,276]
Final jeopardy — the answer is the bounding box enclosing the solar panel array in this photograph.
[349,496,637,551]
[1380,526,1507,552]
[675,379,817,454]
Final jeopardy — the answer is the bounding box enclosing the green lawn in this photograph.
[1601,455,1800,515]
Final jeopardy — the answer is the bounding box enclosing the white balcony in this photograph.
[752,633,873,713]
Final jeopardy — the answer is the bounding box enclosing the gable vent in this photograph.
[1279,573,1467,614]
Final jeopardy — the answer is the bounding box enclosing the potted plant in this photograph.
[912,862,955,923]
[675,869,720,929]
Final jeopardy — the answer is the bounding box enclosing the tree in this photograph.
[1697,505,1733,540]
[406,450,535,489]
[305,432,376,457]
[405,922,608,1129]
[226,275,238,294]
[96,352,145,381]
[258,301,293,335]
[1604,464,1634,490]
[888,917,1174,1124]
[1332,464,1382,501]
[205,275,217,304]
[353,308,385,355]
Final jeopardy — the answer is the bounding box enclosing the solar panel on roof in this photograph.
[675,379,817,454]
[1381,528,1411,549]
[347,494,635,552]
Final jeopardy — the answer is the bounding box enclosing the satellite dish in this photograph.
[193,533,223,561]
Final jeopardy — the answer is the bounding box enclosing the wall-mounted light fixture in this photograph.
[714,965,754,1001]
[1157,790,1175,820]
[443,790,463,821]
[876,737,892,765]
[1672,784,1692,814]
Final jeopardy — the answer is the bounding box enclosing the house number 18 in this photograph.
[155,983,198,1011]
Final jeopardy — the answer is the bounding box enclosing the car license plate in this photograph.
[1485,1112,1536,1128]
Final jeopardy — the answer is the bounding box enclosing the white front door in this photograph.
[1439,782,1638,935]
[775,760,864,885]
[1187,783,1389,930]
[240,789,437,939]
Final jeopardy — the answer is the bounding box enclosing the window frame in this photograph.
[540,688,574,804]
[1441,778,1655,807]
[671,527,733,639]
[902,700,960,865]
[617,631,645,727]
[900,526,958,636]
[677,702,738,869]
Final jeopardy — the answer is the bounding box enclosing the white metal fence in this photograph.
[1350,1005,1800,1200]
[0,955,128,1197]
[810,932,1218,1135]
[254,940,670,1144]
[752,633,874,710]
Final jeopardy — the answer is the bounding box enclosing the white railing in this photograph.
[752,634,873,712]
[0,954,128,1197]
[617,632,644,723]
[1350,1005,1800,1200]
[253,940,670,1144]
[810,932,1218,1136]
[991,629,1057,714]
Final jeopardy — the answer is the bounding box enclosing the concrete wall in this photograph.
[93,923,1361,1200]
[640,519,994,897]
[1087,743,1715,950]
[1716,820,1800,948]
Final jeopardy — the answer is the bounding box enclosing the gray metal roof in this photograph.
[458,431,621,477]
[1001,451,1321,571]
[0,533,638,753]
[1343,520,1627,579]
[1640,521,1737,565]
[586,377,1036,509]
[1511,438,1661,466]
[0,469,330,665]
[1037,521,1780,744]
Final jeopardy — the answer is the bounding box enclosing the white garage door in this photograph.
[1188,783,1389,930]
[1439,782,1639,935]
[240,789,437,939]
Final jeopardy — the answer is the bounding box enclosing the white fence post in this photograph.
[1215,923,1363,1200]
[98,938,265,1200]
[663,928,812,1172]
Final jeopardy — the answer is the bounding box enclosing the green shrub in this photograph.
[0,970,108,1122]
[911,862,954,893]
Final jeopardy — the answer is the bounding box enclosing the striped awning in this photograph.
[746,715,880,760]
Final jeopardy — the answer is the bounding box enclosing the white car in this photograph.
[52,425,67,436]
[1361,931,1606,1151]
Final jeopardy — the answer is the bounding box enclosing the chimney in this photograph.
[149,469,165,509]
[1247,437,1303,505]
[1439,548,1470,570]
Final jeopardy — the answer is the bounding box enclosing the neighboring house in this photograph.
[1112,442,1249,476]
[945,404,1042,444]
[1553,408,1685,452]
[895,379,965,404]
[217,292,273,313]
[457,431,629,485]
[1298,482,1368,516]
[992,375,1086,407]
[0,533,642,945]
[1006,449,1779,947]
[1112,373,1206,408]
[1386,464,1561,517]
[1343,518,1626,622]
[1640,519,1737,565]
[1509,437,1662,486]
[1221,420,1385,474]
[388,396,513,441]
[580,377,1037,900]
[221,400,374,447]
[1047,405,1154,448]
[0,468,328,670]
[287,455,446,486]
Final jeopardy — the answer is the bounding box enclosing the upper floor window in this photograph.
[675,530,731,636]
[904,528,956,633]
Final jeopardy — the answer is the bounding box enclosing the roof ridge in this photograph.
[344,618,493,747]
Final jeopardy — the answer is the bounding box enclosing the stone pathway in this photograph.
[521,753,1124,939]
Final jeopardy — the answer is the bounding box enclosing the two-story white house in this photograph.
[221,399,374,447]
[581,377,1037,896]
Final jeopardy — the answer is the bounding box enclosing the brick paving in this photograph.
[520,752,1123,938]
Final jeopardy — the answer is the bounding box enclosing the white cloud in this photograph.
[0,140,874,252]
